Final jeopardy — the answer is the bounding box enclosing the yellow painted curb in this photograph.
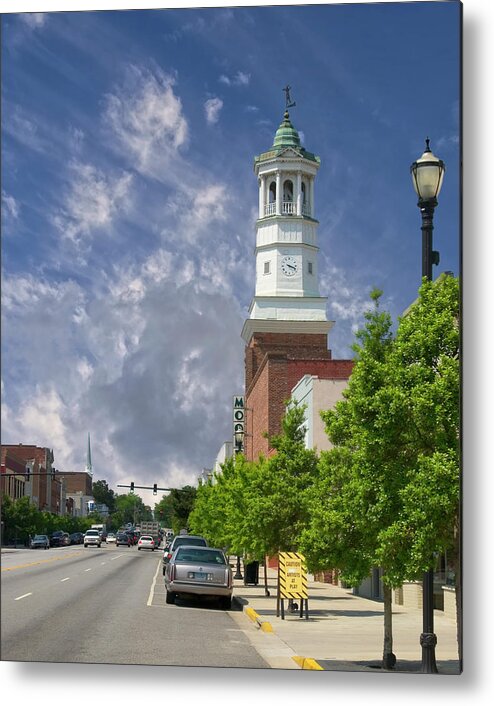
[293,656,324,670]
[260,621,273,633]
[245,607,258,623]
[244,606,274,633]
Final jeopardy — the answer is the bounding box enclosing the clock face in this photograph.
[281,256,298,276]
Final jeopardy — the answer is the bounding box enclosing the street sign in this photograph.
[277,552,309,620]
[278,552,308,599]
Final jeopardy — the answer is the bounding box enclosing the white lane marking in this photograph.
[101,562,106,565]
[61,577,70,582]
[84,568,92,572]
[147,559,162,607]
[15,593,33,601]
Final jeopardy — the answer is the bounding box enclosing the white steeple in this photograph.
[242,102,333,343]
[85,432,93,476]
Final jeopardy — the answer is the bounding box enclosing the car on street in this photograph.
[162,534,208,574]
[50,531,70,547]
[164,545,233,609]
[125,530,138,545]
[84,529,102,548]
[116,532,132,547]
[106,532,117,544]
[30,534,50,549]
[98,530,108,543]
[69,532,84,545]
[137,535,156,551]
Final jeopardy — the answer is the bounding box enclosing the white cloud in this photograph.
[204,97,223,125]
[103,65,188,173]
[1,191,19,220]
[219,71,250,87]
[4,106,46,153]
[20,13,46,29]
[52,161,133,245]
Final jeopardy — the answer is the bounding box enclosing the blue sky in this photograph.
[1,2,461,502]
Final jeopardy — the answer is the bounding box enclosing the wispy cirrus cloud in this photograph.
[1,191,20,222]
[219,71,250,87]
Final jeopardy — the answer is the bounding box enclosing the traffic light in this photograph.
[130,482,135,493]
[153,483,158,495]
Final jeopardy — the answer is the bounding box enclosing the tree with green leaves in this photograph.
[92,480,116,514]
[376,274,460,658]
[154,493,174,528]
[301,288,398,667]
[166,486,197,533]
[301,277,460,667]
[240,402,319,561]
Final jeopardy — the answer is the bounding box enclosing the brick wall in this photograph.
[245,331,331,393]
[244,330,354,462]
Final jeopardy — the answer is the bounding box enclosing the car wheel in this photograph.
[220,596,232,610]
[165,590,175,605]
[138,547,141,550]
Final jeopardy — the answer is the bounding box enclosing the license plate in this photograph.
[192,572,207,580]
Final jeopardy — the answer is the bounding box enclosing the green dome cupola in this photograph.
[272,110,301,149]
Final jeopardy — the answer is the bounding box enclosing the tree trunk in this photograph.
[382,583,396,669]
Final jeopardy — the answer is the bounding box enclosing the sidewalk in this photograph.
[231,564,461,674]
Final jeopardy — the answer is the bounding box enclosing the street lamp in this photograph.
[410,137,445,281]
[411,137,445,674]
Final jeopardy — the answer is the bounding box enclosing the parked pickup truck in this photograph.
[84,529,102,548]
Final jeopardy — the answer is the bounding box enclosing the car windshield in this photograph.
[34,535,47,540]
[175,548,226,565]
[85,530,99,536]
[141,536,153,540]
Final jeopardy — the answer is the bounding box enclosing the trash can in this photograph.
[244,561,259,586]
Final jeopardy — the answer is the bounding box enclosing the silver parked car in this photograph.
[164,545,233,609]
[162,534,208,574]
[30,534,50,549]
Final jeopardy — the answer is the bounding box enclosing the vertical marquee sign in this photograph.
[233,395,245,454]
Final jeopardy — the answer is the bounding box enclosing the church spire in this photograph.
[85,432,93,476]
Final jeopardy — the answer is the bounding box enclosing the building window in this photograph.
[264,261,271,274]
[308,261,313,274]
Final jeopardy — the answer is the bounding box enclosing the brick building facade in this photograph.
[1,444,64,514]
[244,331,353,461]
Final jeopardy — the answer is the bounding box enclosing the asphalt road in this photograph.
[1,544,268,669]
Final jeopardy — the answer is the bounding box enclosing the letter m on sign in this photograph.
[233,396,244,409]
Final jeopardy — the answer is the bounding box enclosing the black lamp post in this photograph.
[411,137,445,674]
[411,138,445,281]
[233,430,244,580]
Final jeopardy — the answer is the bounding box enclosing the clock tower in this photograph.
[242,102,352,461]
[241,108,332,340]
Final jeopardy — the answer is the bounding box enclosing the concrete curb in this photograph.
[233,595,324,670]
[292,656,324,670]
[243,605,274,632]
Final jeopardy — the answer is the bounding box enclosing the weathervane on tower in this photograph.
[283,85,296,110]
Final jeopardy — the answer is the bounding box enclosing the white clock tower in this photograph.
[241,98,351,463]
[241,107,333,343]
